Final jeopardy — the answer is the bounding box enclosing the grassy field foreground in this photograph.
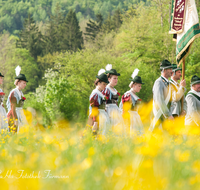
[1,103,200,190]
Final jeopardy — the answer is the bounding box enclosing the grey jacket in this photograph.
[185,90,200,126]
[153,76,172,118]
[169,79,187,116]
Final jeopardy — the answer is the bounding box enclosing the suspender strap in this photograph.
[187,92,200,101]
[170,80,178,92]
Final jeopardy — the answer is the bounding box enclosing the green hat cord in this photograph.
[172,64,182,72]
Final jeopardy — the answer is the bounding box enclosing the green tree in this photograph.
[102,13,114,32]
[0,0,149,34]
[84,13,103,41]
[5,47,40,95]
[17,14,46,60]
[0,34,40,99]
[102,9,122,33]
[64,9,83,51]
[30,68,78,122]
[112,9,122,30]
[45,4,66,54]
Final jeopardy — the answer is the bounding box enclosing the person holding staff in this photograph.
[170,64,187,117]
[7,66,28,133]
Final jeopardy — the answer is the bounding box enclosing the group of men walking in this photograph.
[150,59,200,131]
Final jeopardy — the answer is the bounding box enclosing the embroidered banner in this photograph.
[176,0,200,64]
[169,0,187,34]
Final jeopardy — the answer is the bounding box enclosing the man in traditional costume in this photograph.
[185,75,200,127]
[169,64,187,117]
[149,60,174,131]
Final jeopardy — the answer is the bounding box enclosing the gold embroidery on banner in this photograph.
[177,24,200,49]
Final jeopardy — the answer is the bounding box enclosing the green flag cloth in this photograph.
[170,0,200,64]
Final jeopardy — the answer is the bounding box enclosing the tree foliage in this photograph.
[17,14,47,60]
[85,14,103,41]
[0,34,40,107]
[0,0,146,34]
[64,9,83,51]
[85,9,122,42]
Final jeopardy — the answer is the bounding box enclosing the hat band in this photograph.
[191,80,200,86]
[161,65,172,69]
[173,68,182,72]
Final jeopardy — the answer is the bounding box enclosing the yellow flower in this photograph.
[59,141,69,151]
[189,175,198,185]
[114,167,123,176]
[192,160,200,172]
[81,158,93,170]
[142,159,153,168]
[23,109,33,125]
[43,134,53,144]
[88,147,95,156]
[69,137,77,146]
[175,150,190,162]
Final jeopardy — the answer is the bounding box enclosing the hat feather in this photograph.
[15,65,21,76]
[106,64,112,71]
[98,69,106,76]
[131,68,139,79]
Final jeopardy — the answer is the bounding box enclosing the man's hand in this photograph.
[180,79,186,87]
[180,110,186,116]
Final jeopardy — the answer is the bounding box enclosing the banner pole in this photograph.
[181,58,185,113]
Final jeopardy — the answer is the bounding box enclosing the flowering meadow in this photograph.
[1,102,200,190]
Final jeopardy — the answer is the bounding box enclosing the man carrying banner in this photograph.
[149,60,174,132]
[169,64,187,117]
[185,75,200,127]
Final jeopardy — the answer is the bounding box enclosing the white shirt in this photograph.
[161,75,169,83]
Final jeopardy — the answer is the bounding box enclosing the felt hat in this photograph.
[15,74,28,82]
[160,60,173,70]
[191,75,200,86]
[15,66,28,82]
[129,68,144,88]
[172,64,182,72]
[96,69,109,84]
[131,75,144,84]
[105,64,120,76]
